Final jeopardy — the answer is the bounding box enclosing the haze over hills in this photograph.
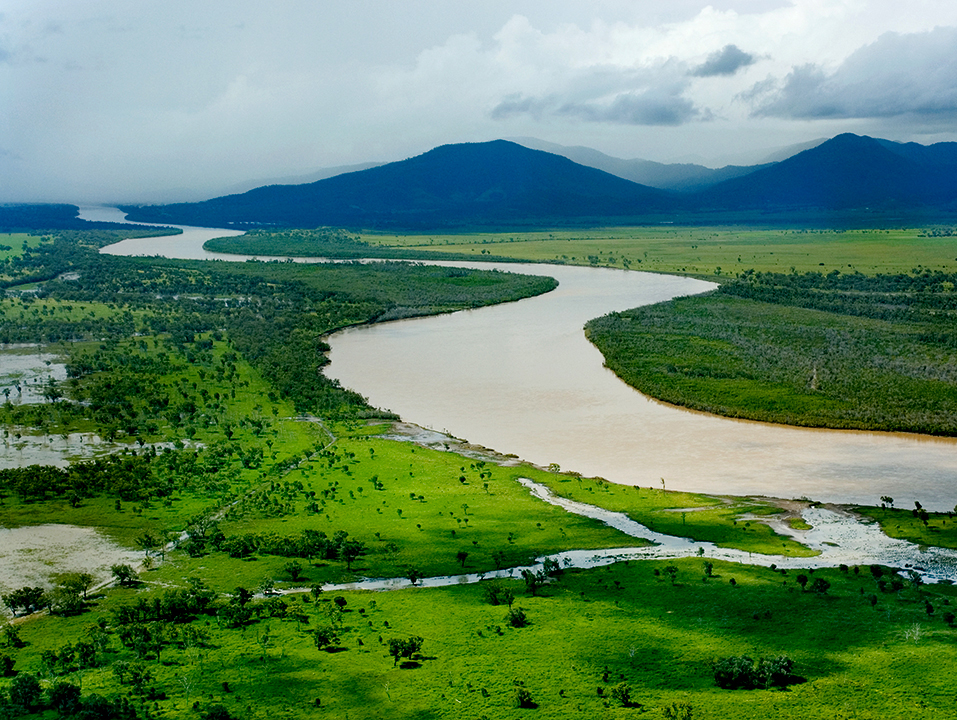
[507,137,775,192]
[221,162,385,197]
[117,134,957,230]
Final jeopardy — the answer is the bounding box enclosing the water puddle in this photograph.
[0,524,142,614]
[0,347,67,405]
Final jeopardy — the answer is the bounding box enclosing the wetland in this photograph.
[1,216,957,719]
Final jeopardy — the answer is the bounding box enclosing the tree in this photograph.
[663,565,679,585]
[455,550,469,568]
[810,577,831,595]
[283,561,304,581]
[880,496,894,509]
[48,586,85,616]
[388,636,424,666]
[514,686,535,709]
[796,574,809,591]
[521,569,546,596]
[313,626,339,652]
[111,564,137,587]
[59,572,95,599]
[258,577,275,596]
[339,539,365,571]
[2,586,47,616]
[9,673,42,712]
[49,680,82,715]
[136,530,159,558]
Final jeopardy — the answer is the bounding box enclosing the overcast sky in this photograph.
[5,0,957,203]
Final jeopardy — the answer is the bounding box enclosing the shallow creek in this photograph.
[303,476,957,596]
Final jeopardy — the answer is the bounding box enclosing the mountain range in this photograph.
[120,134,957,229]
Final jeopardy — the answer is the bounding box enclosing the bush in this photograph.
[505,607,529,628]
[514,687,535,708]
[610,682,634,707]
[48,681,82,715]
[712,655,797,689]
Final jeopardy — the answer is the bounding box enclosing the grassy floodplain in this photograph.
[358,226,957,278]
[208,226,957,277]
[1,228,957,718]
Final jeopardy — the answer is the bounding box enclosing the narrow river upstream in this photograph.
[92,207,957,510]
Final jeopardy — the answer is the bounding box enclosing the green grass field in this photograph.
[357,226,957,278]
[10,556,957,719]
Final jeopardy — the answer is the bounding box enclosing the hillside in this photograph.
[121,134,957,230]
[121,140,678,229]
[698,133,957,212]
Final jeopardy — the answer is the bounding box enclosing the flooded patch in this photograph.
[0,346,67,405]
[0,524,141,614]
[0,430,202,470]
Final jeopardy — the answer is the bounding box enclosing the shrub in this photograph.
[505,607,529,628]
[610,682,634,707]
[712,655,797,690]
[514,687,535,708]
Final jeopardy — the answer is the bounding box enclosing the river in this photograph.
[91,207,957,509]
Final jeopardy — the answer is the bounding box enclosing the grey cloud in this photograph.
[691,44,756,77]
[558,89,702,126]
[491,63,703,127]
[490,94,553,121]
[752,27,957,120]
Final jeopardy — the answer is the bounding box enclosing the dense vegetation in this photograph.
[586,269,957,434]
[0,233,555,420]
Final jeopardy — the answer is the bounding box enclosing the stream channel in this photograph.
[77,207,957,585]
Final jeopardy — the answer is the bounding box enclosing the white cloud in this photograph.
[750,27,957,120]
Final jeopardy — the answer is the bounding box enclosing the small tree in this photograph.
[456,550,469,568]
[111,564,137,587]
[313,626,339,652]
[49,680,82,715]
[283,561,304,581]
[9,673,42,712]
[388,636,424,666]
[663,566,679,586]
[663,701,693,720]
[610,682,634,707]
